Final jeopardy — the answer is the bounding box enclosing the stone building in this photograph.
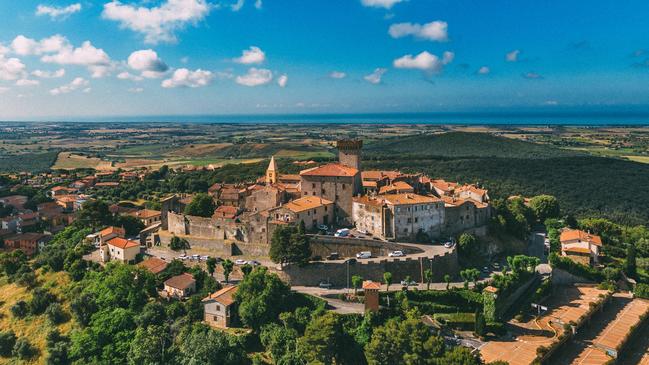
[203,285,238,328]
[245,184,285,213]
[336,139,362,170]
[300,163,361,225]
[353,193,445,241]
[560,229,602,266]
[269,196,334,230]
[441,196,491,236]
[164,273,196,299]
[265,156,278,184]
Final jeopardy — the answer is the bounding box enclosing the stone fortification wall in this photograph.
[280,249,458,287]
[308,235,423,258]
[159,231,233,256]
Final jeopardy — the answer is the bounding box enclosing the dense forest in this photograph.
[364,133,649,226]
[0,151,59,173]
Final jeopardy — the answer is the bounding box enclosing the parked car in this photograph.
[178,254,188,260]
[247,260,261,266]
[200,255,210,261]
[334,228,350,237]
[312,255,322,261]
[191,254,200,261]
[317,224,328,231]
[319,281,333,289]
[400,280,417,286]
[235,259,247,265]
[356,251,371,259]
[482,266,490,273]
[345,258,357,265]
[444,241,454,248]
[388,250,405,257]
[326,252,341,260]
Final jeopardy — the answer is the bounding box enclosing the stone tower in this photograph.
[337,139,362,170]
[265,156,278,184]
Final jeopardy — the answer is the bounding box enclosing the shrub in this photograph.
[12,338,36,360]
[487,322,506,336]
[635,283,649,299]
[29,288,57,315]
[10,301,28,318]
[46,303,67,324]
[0,331,16,357]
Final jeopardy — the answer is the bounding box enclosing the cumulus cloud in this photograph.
[0,55,27,81]
[11,35,67,56]
[49,77,89,95]
[36,3,81,20]
[478,66,490,75]
[393,51,454,73]
[277,74,288,87]
[233,46,265,65]
[235,67,273,86]
[364,68,387,84]
[162,68,213,88]
[102,0,211,44]
[16,79,40,87]
[360,0,405,9]
[506,49,520,62]
[388,21,448,41]
[231,0,245,11]
[329,71,346,79]
[32,68,65,78]
[127,49,169,78]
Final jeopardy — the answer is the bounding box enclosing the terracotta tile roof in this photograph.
[381,193,440,206]
[131,209,161,219]
[457,184,488,197]
[431,179,459,192]
[300,163,359,177]
[362,281,381,290]
[203,285,238,306]
[484,285,499,294]
[362,181,378,188]
[138,257,168,274]
[378,181,413,195]
[4,233,46,242]
[164,273,195,290]
[281,196,333,213]
[353,195,386,207]
[560,229,602,246]
[278,174,301,182]
[106,237,139,249]
[361,170,400,181]
[213,205,239,219]
[100,226,126,238]
[95,182,120,187]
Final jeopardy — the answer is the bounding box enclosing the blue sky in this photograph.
[1,0,649,119]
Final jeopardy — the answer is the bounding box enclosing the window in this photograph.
[407,218,412,223]
[342,184,346,190]
[415,217,418,223]
[216,305,221,311]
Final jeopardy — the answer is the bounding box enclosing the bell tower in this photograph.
[337,139,362,170]
[265,156,278,184]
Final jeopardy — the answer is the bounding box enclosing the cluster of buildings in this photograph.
[159,140,491,253]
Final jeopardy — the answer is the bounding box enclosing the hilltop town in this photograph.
[1,132,649,365]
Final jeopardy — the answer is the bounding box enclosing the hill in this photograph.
[364,132,649,226]
[364,132,577,159]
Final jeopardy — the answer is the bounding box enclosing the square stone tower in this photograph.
[337,139,362,170]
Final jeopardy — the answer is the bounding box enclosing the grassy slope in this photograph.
[0,270,77,365]
[365,132,649,225]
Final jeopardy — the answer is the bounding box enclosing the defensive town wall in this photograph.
[279,248,458,287]
[307,234,424,258]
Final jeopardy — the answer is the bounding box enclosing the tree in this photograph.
[222,259,233,283]
[444,274,451,291]
[175,323,249,365]
[626,244,637,277]
[529,195,560,223]
[76,200,113,229]
[0,331,16,357]
[460,270,470,290]
[114,215,145,236]
[260,323,300,365]
[269,223,311,266]
[206,257,217,277]
[458,233,477,255]
[30,288,58,315]
[169,236,189,251]
[127,325,172,365]
[45,303,67,324]
[183,193,216,217]
[241,264,253,277]
[297,312,342,365]
[424,269,433,290]
[11,301,28,318]
[383,272,392,292]
[234,267,291,331]
[351,275,363,295]
[474,311,486,337]
[12,338,36,360]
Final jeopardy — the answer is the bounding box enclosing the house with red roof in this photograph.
[203,285,239,328]
[100,236,140,264]
[560,229,602,266]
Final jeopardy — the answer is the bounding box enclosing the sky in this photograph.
[1,0,649,120]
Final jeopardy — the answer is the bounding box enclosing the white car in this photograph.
[356,251,371,259]
[388,250,405,257]
[200,255,210,261]
[444,242,454,248]
[235,259,247,265]
[334,228,350,237]
[247,260,261,266]
[191,254,200,261]
[178,255,188,260]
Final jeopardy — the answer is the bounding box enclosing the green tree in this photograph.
[474,311,486,337]
[183,193,216,217]
[351,275,363,295]
[458,233,477,255]
[269,223,311,266]
[127,325,172,365]
[45,303,67,325]
[235,267,291,331]
[424,269,433,290]
[444,274,451,291]
[221,259,233,283]
[260,323,300,365]
[297,312,342,365]
[0,330,16,357]
[175,323,249,365]
[383,272,392,292]
[626,244,637,277]
[460,270,470,290]
[241,264,253,277]
[12,338,36,360]
[529,195,560,222]
[76,200,113,229]
[169,236,189,251]
[206,257,217,277]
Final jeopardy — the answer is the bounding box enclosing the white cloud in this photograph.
[329,71,346,79]
[235,68,273,86]
[231,0,245,11]
[32,68,65,78]
[360,0,405,9]
[255,0,263,9]
[102,0,211,44]
[49,77,89,95]
[506,49,520,62]
[128,49,169,72]
[364,68,387,84]
[277,74,288,87]
[478,66,490,75]
[11,35,67,56]
[36,3,81,20]
[41,41,111,66]
[162,68,213,88]
[0,87,9,93]
[393,51,454,72]
[388,21,448,41]
[233,46,265,64]
[117,71,144,81]
[0,55,27,81]
[129,87,144,93]
[16,78,40,87]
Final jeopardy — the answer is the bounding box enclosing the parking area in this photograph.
[480,285,609,365]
